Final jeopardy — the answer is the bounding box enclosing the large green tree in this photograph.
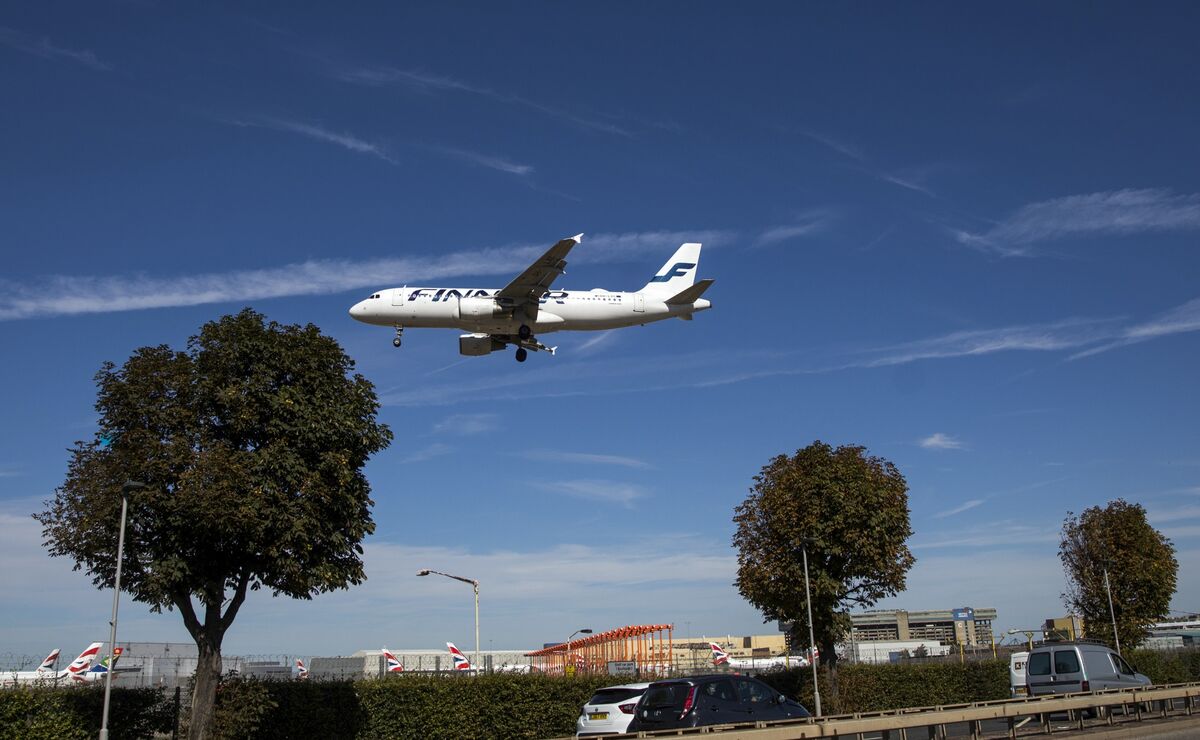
[733,441,915,673]
[35,309,392,739]
[1060,499,1177,650]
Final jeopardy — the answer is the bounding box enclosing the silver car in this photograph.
[1026,641,1150,695]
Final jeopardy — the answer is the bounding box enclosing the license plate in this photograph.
[588,712,608,721]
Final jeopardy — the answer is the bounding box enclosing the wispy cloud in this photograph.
[754,209,838,247]
[933,498,983,518]
[1071,297,1200,359]
[576,331,617,353]
[798,129,864,161]
[224,117,396,163]
[912,521,1058,550]
[427,145,532,176]
[0,230,732,321]
[524,450,652,470]
[0,26,112,71]
[953,189,1200,256]
[860,318,1122,367]
[919,433,966,451]
[877,171,935,197]
[338,66,633,136]
[432,414,498,436]
[396,443,453,464]
[538,479,646,507]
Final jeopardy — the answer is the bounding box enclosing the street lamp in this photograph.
[1103,566,1121,655]
[417,569,480,671]
[566,629,592,675]
[100,480,145,740]
[798,537,822,718]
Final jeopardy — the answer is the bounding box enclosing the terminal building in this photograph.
[849,607,997,647]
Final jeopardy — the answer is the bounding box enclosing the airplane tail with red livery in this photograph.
[709,642,730,666]
[446,642,473,671]
[66,642,104,680]
[295,659,309,680]
[36,648,61,672]
[382,648,405,673]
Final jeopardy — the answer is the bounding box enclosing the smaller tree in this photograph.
[1060,499,1177,650]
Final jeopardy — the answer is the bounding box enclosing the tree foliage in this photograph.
[35,309,392,738]
[1060,499,1177,649]
[732,441,915,668]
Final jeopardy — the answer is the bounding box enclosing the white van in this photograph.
[1010,651,1029,697]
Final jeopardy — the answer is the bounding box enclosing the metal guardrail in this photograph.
[614,682,1200,739]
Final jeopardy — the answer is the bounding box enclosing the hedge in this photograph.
[0,685,174,740]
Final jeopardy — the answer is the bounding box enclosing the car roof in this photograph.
[649,674,754,685]
[594,682,652,690]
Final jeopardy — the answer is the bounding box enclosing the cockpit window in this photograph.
[367,294,380,299]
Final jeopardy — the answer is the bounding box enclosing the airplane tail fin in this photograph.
[709,642,729,666]
[639,243,702,297]
[382,647,405,673]
[66,642,103,677]
[296,659,310,680]
[36,649,61,672]
[447,642,473,671]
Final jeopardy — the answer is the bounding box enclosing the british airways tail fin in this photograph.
[382,647,405,673]
[709,642,730,666]
[446,642,473,671]
[640,243,702,297]
[36,648,61,672]
[66,642,104,678]
[296,659,310,680]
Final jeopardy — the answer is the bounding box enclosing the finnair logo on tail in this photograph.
[709,642,730,665]
[382,648,404,673]
[649,262,696,282]
[447,642,472,671]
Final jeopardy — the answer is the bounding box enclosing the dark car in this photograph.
[626,674,810,732]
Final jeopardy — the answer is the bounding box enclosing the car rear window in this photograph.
[1054,650,1081,674]
[589,688,643,705]
[1028,652,1051,676]
[641,683,691,709]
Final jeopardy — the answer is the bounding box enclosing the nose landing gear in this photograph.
[392,326,404,348]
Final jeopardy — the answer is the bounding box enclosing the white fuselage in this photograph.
[349,286,711,334]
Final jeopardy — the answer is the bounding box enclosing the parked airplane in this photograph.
[295,659,309,680]
[446,642,474,671]
[709,642,811,670]
[1,648,61,687]
[348,235,714,362]
[382,648,405,673]
[75,647,124,683]
[2,643,105,688]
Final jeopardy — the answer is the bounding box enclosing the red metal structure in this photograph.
[525,624,675,676]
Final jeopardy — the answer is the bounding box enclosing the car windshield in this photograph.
[641,683,690,709]
[589,688,643,705]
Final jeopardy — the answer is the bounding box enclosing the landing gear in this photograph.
[518,324,532,340]
[515,347,528,363]
[392,326,404,348]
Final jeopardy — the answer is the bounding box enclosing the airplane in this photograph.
[348,235,714,362]
[295,659,309,680]
[0,648,60,687]
[381,648,405,673]
[2,643,105,687]
[446,642,474,672]
[709,642,812,671]
[75,646,124,684]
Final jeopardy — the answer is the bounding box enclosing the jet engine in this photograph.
[459,296,507,319]
[459,333,506,356]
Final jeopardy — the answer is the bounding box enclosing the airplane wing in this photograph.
[495,234,582,319]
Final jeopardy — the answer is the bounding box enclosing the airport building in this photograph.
[849,607,998,647]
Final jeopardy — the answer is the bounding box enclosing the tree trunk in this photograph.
[189,630,223,740]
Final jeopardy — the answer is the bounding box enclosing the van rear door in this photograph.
[1050,648,1085,693]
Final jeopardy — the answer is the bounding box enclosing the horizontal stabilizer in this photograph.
[665,278,714,305]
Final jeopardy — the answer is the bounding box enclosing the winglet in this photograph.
[665,278,714,305]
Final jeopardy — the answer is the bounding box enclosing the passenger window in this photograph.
[703,680,737,702]
[1028,652,1051,676]
[1054,650,1081,674]
[1112,654,1135,675]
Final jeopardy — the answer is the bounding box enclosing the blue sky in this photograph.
[2,2,1199,659]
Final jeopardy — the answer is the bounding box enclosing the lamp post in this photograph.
[100,480,145,740]
[417,569,480,670]
[799,537,822,718]
[1103,566,1121,655]
[566,629,592,675]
